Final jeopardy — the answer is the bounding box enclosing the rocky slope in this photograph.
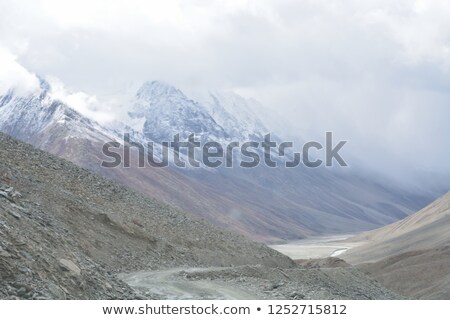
[0,132,293,299]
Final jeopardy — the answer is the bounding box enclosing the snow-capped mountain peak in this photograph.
[0,77,116,145]
[136,80,185,101]
[130,81,230,143]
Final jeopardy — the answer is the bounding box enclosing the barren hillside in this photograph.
[359,246,450,299]
[343,191,450,264]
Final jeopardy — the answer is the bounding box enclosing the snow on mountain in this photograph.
[129,81,230,143]
[199,91,270,141]
[1,76,276,167]
[112,81,285,166]
[0,78,117,145]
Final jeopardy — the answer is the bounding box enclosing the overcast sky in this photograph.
[0,0,449,185]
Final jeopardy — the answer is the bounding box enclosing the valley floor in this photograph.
[269,234,365,260]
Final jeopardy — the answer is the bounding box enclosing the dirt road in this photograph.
[119,267,262,300]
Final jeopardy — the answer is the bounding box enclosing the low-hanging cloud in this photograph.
[0,48,40,96]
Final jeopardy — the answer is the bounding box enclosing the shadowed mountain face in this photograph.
[0,79,440,242]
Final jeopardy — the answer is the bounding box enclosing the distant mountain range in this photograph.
[0,74,444,242]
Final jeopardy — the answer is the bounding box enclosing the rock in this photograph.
[18,266,31,274]
[59,259,81,276]
[0,186,22,202]
[11,203,29,214]
[17,287,27,297]
[20,251,33,260]
[47,283,66,299]
[0,190,11,200]
[268,281,284,290]
[289,291,305,299]
[10,190,22,199]
[0,248,11,258]
[7,209,21,220]
[60,286,70,295]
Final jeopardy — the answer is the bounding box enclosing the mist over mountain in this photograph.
[1,64,445,243]
[2,1,450,188]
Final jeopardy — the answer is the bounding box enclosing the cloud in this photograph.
[0,46,116,123]
[45,76,117,124]
[0,0,449,183]
[0,47,40,96]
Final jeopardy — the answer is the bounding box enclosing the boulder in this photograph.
[58,259,81,276]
